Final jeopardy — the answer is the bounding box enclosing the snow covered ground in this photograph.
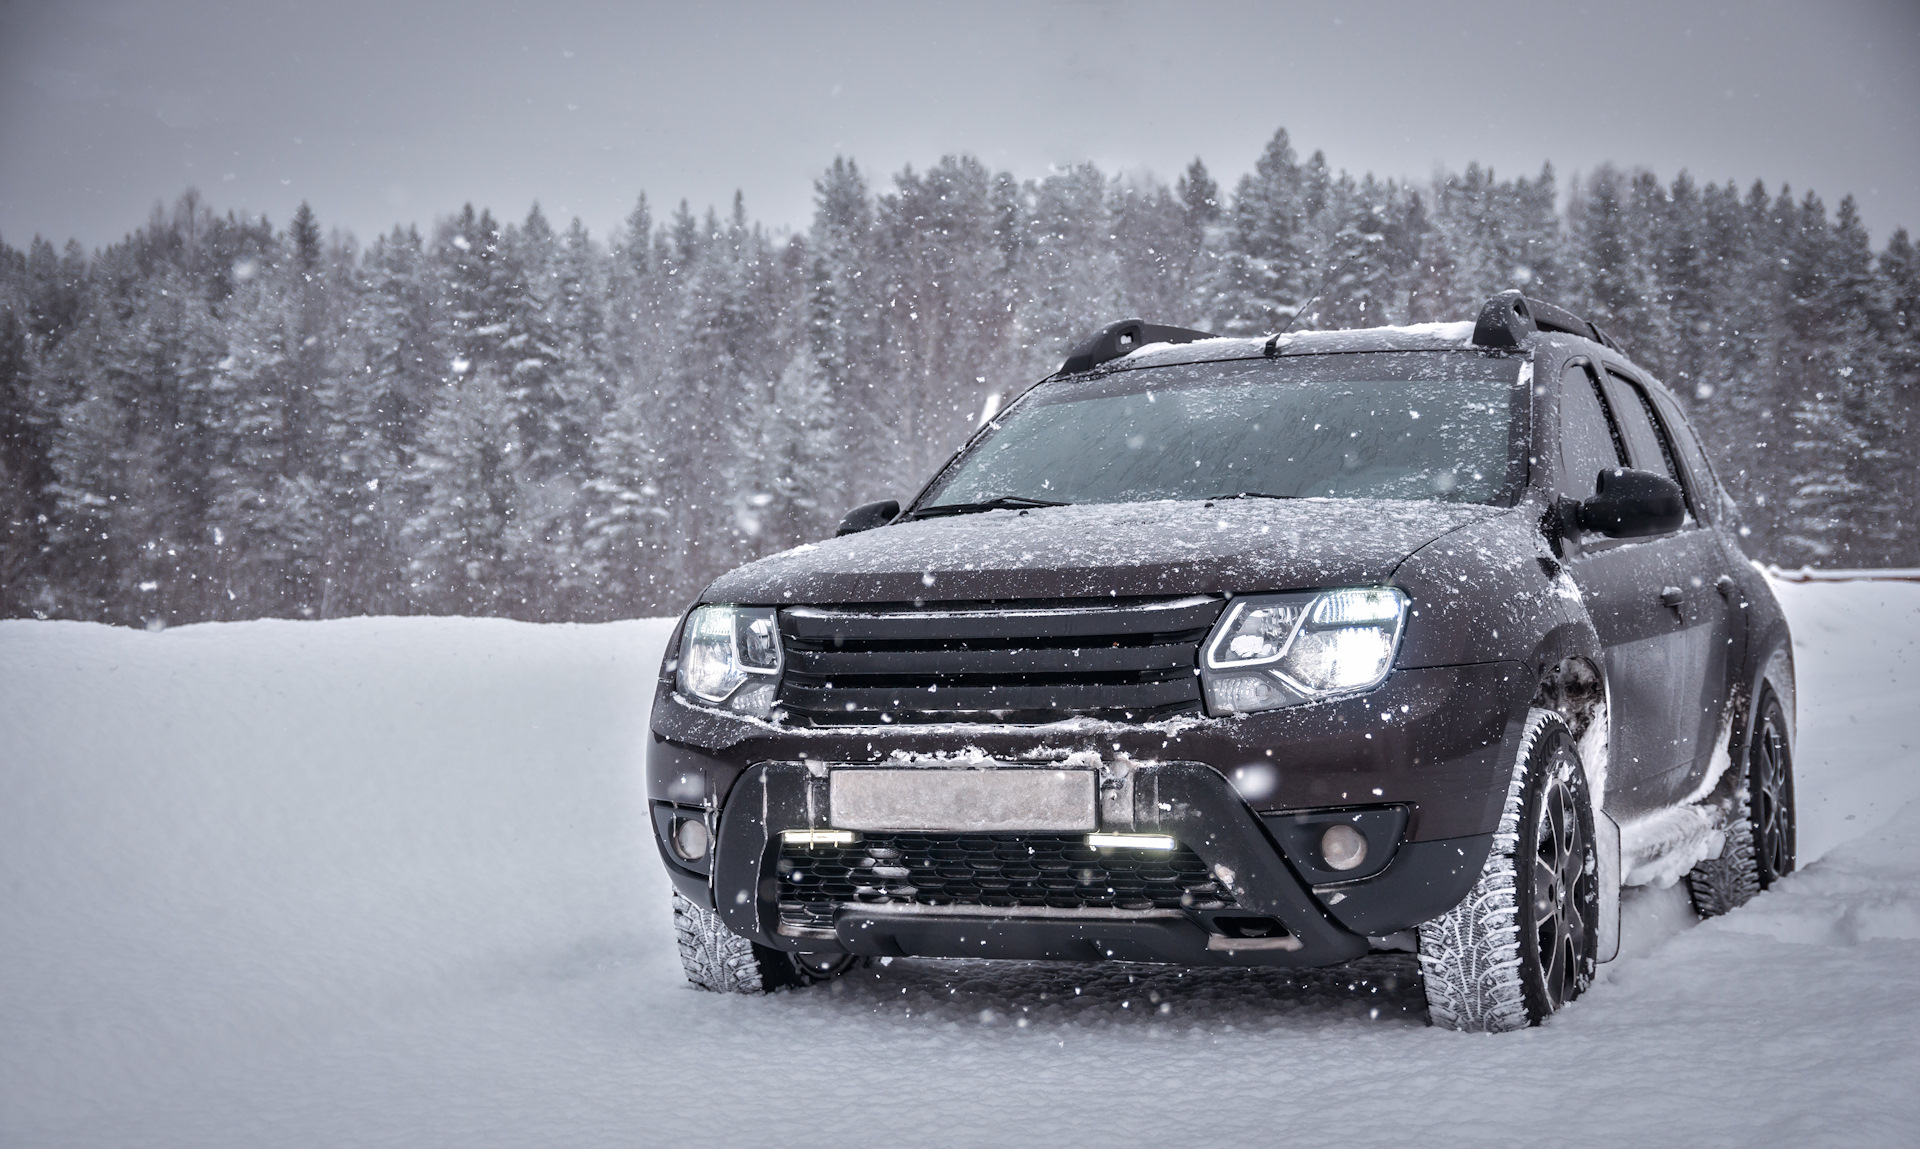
[2,578,1916,1147]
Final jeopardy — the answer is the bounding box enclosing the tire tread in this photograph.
[673,890,771,993]
[1417,708,1555,1033]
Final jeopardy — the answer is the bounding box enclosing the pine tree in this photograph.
[734,341,837,555]
[317,226,434,614]
[873,156,1018,484]
[806,157,878,506]
[206,259,305,616]
[1177,158,1221,233]
[48,262,224,624]
[618,193,652,281]
[0,304,52,613]
[402,365,525,615]
[1204,128,1313,333]
[1312,175,1416,330]
[1869,227,1919,565]
[1776,192,1874,563]
[1112,177,1203,327]
[1573,166,1662,351]
[578,382,670,618]
[1024,164,1126,349]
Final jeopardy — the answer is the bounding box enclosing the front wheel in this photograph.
[1419,709,1599,1032]
[672,890,858,993]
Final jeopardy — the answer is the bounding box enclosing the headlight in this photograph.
[1200,587,1408,714]
[676,604,783,718]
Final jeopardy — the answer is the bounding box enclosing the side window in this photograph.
[1603,371,1693,517]
[1649,391,1725,525]
[1557,364,1626,500]
[1604,372,1681,484]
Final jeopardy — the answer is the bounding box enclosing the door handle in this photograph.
[1659,586,1684,609]
[1715,575,1735,598]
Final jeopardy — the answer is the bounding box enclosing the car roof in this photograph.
[1082,321,1679,400]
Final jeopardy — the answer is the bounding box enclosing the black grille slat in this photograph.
[786,644,1198,676]
[782,596,1222,642]
[776,596,1222,726]
[776,832,1235,934]
[781,679,1200,716]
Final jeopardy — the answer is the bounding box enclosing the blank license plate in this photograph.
[829,768,1097,833]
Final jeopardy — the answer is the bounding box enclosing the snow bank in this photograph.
[1,580,1916,1146]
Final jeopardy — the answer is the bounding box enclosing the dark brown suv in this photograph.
[647,291,1796,1031]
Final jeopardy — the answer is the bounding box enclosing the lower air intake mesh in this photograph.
[775,831,1234,935]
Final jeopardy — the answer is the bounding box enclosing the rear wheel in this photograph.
[1688,690,1795,917]
[672,890,857,993]
[1751,695,1797,886]
[1419,710,1599,1031]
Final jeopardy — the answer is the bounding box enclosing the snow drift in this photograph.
[2,579,1917,1147]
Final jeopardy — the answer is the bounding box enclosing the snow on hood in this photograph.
[703,497,1503,605]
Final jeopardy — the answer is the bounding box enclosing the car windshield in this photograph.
[917,351,1529,510]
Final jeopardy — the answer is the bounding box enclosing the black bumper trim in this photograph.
[1312,833,1497,936]
[712,760,1371,968]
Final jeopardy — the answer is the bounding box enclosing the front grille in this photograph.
[775,832,1236,935]
[777,596,1223,725]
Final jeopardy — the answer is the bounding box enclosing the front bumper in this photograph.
[724,760,1380,966]
[665,759,1496,969]
[648,660,1528,968]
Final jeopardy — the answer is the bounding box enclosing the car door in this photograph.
[1601,368,1740,802]
[1554,360,1694,818]
[1650,388,1750,693]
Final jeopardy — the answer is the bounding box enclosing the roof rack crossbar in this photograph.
[1058,318,1216,375]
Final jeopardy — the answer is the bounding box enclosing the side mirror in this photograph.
[1579,468,1685,538]
[835,499,900,537]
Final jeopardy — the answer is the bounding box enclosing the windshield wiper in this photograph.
[907,494,1069,519]
[1202,491,1302,502]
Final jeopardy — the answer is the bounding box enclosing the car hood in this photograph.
[702,498,1505,604]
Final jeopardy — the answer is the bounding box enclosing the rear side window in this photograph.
[1604,371,1693,518]
[1651,391,1729,525]
[1557,364,1625,500]
[1604,372,1682,485]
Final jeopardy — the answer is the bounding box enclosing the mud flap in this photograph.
[1595,810,1621,963]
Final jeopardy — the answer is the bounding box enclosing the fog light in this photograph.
[673,817,710,861]
[1320,823,1368,871]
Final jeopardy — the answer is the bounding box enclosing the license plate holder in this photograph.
[829,767,1097,833]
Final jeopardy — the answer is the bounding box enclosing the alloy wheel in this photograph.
[1531,755,1592,1012]
[1753,705,1796,885]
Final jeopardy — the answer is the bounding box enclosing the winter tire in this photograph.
[1687,690,1796,918]
[1418,709,1599,1032]
[672,890,856,993]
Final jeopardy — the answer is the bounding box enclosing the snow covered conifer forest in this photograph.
[1,127,1915,626]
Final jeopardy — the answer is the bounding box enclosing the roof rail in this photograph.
[1472,290,1622,352]
[1058,318,1216,375]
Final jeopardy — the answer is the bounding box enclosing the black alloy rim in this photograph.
[1754,708,1795,883]
[1532,758,1590,1011]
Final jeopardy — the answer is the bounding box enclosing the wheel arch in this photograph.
[1525,621,1610,781]
[1754,629,1796,750]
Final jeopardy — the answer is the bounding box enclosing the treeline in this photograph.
[1,127,1915,625]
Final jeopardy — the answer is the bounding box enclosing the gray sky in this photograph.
[4,0,1917,251]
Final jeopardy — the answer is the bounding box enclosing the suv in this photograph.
[647,291,1797,1032]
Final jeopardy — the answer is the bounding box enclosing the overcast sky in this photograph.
[3,0,1917,251]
